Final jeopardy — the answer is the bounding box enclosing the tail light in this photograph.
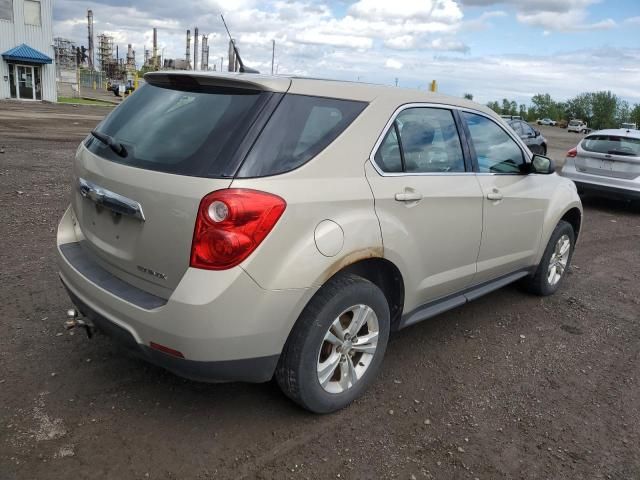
[567,147,577,158]
[190,189,286,270]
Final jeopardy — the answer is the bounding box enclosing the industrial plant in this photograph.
[50,8,249,99]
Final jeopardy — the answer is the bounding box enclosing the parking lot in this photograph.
[1,101,639,479]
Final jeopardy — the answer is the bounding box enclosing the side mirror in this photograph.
[530,154,555,174]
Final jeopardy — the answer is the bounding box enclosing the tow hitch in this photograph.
[65,308,96,338]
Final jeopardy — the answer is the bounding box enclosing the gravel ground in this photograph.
[1,102,639,480]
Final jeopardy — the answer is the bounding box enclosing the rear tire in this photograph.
[521,220,575,296]
[276,274,390,414]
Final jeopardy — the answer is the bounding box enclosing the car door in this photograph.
[365,106,484,310]
[460,111,554,282]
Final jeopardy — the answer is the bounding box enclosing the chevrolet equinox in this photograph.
[57,72,583,413]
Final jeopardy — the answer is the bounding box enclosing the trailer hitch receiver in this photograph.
[64,308,96,339]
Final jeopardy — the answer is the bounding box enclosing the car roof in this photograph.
[587,128,640,139]
[144,70,496,117]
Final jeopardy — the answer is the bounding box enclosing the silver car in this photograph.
[560,128,640,201]
[57,72,582,413]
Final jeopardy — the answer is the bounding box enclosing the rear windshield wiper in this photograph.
[91,130,127,157]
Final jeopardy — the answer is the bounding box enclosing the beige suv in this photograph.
[57,72,582,413]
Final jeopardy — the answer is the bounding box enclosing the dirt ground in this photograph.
[1,101,639,480]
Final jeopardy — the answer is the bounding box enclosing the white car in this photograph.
[560,128,640,201]
[537,118,557,126]
[568,120,588,133]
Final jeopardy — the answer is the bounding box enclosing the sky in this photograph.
[53,0,640,105]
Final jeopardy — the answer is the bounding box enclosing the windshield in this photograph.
[86,83,270,177]
[582,135,640,156]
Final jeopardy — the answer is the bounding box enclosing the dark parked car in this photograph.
[507,119,547,155]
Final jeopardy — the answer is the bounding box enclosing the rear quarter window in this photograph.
[237,94,367,178]
[582,135,640,156]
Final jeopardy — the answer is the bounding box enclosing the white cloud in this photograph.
[385,58,404,69]
[349,0,462,23]
[384,35,416,50]
[295,31,373,49]
[462,10,506,30]
[517,11,616,31]
[429,37,469,53]
[462,0,614,31]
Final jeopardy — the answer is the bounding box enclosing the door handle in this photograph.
[395,192,423,202]
[486,191,503,201]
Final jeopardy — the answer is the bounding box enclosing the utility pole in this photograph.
[395,77,398,87]
[271,40,275,75]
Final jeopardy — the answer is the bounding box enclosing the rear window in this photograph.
[569,121,581,126]
[582,135,640,156]
[237,94,367,177]
[86,82,271,177]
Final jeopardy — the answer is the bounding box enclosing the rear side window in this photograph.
[582,135,640,156]
[463,112,525,174]
[374,107,465,174]
[86,82,270,177]
[237,95,367,177]
[397,108,465,173]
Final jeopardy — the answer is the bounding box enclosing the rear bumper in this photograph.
[63,283,279,383]
[573,181,640,200]
[57,206,316,383]
[559,161,640,200]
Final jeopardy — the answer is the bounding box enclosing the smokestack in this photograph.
[153,27,158,69]
[201,36,208,71]
[193,27,199,70]
[186,29,191,70]
[127,44,135,70]
[87,10,94,69]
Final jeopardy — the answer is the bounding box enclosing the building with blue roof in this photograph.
[1,0,55,101]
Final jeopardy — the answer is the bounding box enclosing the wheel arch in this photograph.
[560,207,582,240]
[536,191,583,266]
[333,257,405,329]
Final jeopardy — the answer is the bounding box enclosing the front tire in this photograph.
[521,220,575,296]
[276,274,390,413]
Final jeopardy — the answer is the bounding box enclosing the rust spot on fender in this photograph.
[321,246,384,282]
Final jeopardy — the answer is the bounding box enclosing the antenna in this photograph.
[220,14,259,74]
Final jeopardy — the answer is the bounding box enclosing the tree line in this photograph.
[468,92,640,130]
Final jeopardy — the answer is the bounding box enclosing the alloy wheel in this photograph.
[316,304,379,394]
[547,234,571,286]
